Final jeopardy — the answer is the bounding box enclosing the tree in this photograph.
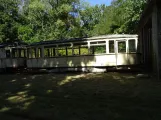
[79,4,106,37]
[91,0,146,35]
[0,0,21,42]
[19,0,81,43]
[0,0,147,43]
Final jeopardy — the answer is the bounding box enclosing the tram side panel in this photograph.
[127,53,141,65]
[27,54,119,69]
[0,47,27,72]
[3,58,25,68]
[116,53,141,66]
[116,54,128,66]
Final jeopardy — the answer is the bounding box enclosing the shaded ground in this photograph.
[0,72,161,120]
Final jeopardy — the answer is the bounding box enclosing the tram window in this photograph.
[44,48,50,57]
[118,41,126,53]
[74,42,87,46]
[48,48,53,57]
[37,48,41,58]
[49,48,53,57]
[80,47,88,55]
[27,49,31,58]
[12,49,18,58]
[52,48,55,57]
[6,50,11,58]
[20,49,25,57]
[90,46,94,54]
[109,41,114,53]
[94,45,106,54]
[128,40,136,52]
[67,48,72,56]
[90,41,106,45]
[31,48,36,58]
[57,48,66,56]
[73,47,79,55]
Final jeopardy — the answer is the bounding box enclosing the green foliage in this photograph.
[0,0,147,43]
[94,0,146,34]
[0,0,20,42]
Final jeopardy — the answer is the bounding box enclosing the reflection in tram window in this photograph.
[73,47,79,55]
[128,40,136,52]
[44,48,50,57]
[94,45,106,54]
[57,48,66,56]
[31,48,36,58]
[80,47,88,55]
[27,48,31,58]
[20,49,25,57]
[38,48,41,58]
[109,41,114,53]
[118,41,126,53]
[67,48,72,56]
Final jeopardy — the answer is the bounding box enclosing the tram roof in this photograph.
[0,41,28,48]
[30,34,138,46]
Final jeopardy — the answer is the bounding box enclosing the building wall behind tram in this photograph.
[138,0,161,78]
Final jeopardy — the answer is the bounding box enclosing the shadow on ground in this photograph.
[0,72,161,120]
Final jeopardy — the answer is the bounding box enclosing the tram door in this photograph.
[115,40,127,66]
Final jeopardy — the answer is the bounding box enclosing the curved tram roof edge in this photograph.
[29,34,138,47]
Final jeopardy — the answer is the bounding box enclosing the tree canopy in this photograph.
[0,0,147,43]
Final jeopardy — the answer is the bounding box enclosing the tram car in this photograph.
[26,34,141,72]
[0,42,27,72]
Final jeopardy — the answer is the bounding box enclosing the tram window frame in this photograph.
[128,39,136,53]
[109,40,115,53]
[90,41,106,46]
[74,42,87,47]
[117,41,126,53]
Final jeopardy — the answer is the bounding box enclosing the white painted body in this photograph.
[0,58,25,68]
[27,54,140,68]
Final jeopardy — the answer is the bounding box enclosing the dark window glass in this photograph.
[118,41,126,53]
[44,48,50,57]
[74,42,87,46]
[12,49,18,58]
[90,41,106,45]
[6,50,11,58]
[109,41,114,53]
[128,40,136,52]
